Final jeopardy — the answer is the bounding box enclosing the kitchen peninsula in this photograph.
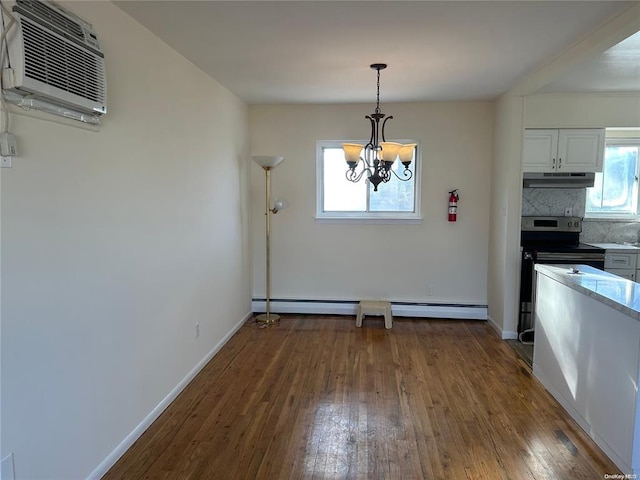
[533,264,640,475]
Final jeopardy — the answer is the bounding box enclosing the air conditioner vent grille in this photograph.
[21,17,106,104]
[16,0,84,40]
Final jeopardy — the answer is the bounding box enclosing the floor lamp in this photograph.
[252,155,285,325]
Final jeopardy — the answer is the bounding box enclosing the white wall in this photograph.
[525,93,640,128]
[487,94,525,339]
[0,2,251,479]
[249,102,493,306]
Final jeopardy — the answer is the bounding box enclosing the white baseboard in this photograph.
[486,314,519,339]
[501,330,518,340]
[86,311,252,480]
[252,299,487,320]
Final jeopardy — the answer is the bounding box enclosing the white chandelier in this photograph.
[342,63,416,191]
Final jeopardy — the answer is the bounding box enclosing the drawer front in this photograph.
[605,253,637,270]
[605,268,635,281]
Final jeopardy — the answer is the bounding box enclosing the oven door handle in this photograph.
[535,252,605,262]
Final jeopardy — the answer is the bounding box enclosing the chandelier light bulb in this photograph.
[343,143,364,166]
[380,142,402,162]
[399,143,417,165]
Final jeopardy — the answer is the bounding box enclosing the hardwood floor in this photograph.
[104,316,620,479]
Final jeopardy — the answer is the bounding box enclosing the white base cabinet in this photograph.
[605,251,637,281]
[523,128,605,172]
[534,272,640,474]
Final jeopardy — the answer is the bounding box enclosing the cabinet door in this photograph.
[557,129,605,172]
[523,129,558,172]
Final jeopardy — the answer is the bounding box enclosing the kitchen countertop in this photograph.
[586,242,640,252]
[535,264,640,320]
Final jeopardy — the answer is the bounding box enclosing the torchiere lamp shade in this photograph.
[252,155,284,169]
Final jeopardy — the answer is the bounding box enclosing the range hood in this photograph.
[523,172,595,188]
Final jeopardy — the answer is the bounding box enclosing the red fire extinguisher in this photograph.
[448,189,459,222]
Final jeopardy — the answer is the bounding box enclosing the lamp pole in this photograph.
[252,155,284,325]
[261,166,278,324]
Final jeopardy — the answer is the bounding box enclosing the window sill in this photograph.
[583,216,640,222]
[315,215,423,225]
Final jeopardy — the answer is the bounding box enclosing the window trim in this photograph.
[315,140,422,223]
[585,137,640,220]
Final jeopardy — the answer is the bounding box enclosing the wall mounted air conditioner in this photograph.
[1,0,107,116]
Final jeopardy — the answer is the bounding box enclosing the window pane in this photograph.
[323,147,366,212]
[369,153,416,212]
[587,171,605,209]
[586,146,638,214]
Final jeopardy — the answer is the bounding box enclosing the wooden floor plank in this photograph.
[104,316,621,480]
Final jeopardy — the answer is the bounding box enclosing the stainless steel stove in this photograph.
[518,216,605,344]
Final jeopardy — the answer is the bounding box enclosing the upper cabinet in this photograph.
[523,128,605,173]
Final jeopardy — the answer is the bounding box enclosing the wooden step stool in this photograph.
[356,300,393,329]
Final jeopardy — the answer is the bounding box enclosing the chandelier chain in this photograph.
[375,68,381,114]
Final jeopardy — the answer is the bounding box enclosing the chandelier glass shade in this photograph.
[342,64,416,191]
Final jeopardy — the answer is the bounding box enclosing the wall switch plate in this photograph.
[0,156,12,168]
[195,323,200,339]
[564,207,573,216]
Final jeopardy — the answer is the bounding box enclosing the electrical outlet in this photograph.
[0,156,12,168]
[426,285,433,296]
[564,207,573,216]
[195,323,200,339]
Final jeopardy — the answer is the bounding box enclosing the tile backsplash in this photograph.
[521,186,640,243]
[581,220,640,243]
[521,187,586,217]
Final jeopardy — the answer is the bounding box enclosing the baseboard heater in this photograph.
[251,299,487,320]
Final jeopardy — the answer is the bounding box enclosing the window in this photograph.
[316,140,421,222]
[586,139,640,217]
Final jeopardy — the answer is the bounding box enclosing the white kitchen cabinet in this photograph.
[534,266,640,474]
[605,252,637,280]
[523,128,605,173]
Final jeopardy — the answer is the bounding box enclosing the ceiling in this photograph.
[540,28,640,94]
[116,1,640,104]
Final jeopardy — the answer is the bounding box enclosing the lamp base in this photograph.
[255,313,280,325]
